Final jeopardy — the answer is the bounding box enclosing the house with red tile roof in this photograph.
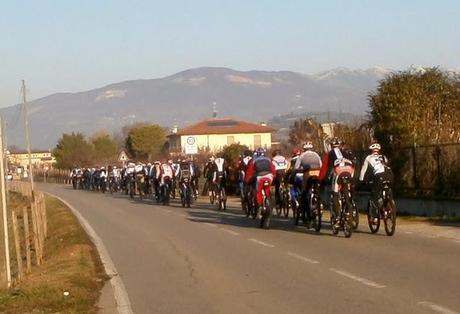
[168,118,274,153]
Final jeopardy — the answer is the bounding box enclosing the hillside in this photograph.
[2,67,390,148]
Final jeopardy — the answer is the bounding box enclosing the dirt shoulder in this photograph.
[0,193,108,313]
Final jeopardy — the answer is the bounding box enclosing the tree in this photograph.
[53,132,93,168]
[369,67,460,147]
[369,67,460,195]
[289,117,326,152]
[125,124,166,160]
[91,133,119,164]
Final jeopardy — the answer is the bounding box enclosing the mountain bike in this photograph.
[331,175,353,238]
[305,173,323,232]
[215,180,227,211]
[367,178,396,236]
[180,177,192,208]
[259,178,273,229]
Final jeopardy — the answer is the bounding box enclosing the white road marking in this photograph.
[287,252,319,264]
[329,268,386,288]
[45,192,133,314]
[204,222,218,228]
[219,228,240,236]
[248,238,275,248]
[418,301,459,314]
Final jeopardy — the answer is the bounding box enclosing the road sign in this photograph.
[184,136,198,155]
[118,150,129,162]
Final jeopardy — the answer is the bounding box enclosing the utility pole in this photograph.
[22,80,35,200]
[0,118,11,288]
[1,117,8,199]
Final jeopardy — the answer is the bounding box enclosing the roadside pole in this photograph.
[22,80,35,200]
[0,118,11,288]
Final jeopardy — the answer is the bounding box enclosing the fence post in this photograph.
[11,209,24,281]
[411,145,418,191]
[30,203,42,266]
[22,206,31,273]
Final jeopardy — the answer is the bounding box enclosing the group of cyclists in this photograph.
[236,138,396,236]
[70,158,202,207]
[69,137,396,237]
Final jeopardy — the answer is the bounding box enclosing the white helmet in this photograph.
[302,141,314,150]
[369,143,381,151]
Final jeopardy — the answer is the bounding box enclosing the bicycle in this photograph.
[180,177,192,208]
[215,180,227,211]
[258,178,273,229]
[367,178,396,236]
[331,175,353,238]
[304,171,323,232]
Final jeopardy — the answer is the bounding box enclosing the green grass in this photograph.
[0,193,108,313]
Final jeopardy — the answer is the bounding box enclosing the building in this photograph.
[7,150,57,168]
[168,118,274,153]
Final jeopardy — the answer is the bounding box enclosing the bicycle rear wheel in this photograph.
[383,199,396,236]
[367,200,380,234]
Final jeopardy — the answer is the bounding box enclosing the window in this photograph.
[253,135,261,148]
[227,136,235,145]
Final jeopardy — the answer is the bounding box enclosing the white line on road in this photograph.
[45,192,133,314]
[287,252,319,264]
[219,227,240,236]
[248,238,275,248]
[204,222,218,228]
[418,301,459,314]
[329,268,386,289]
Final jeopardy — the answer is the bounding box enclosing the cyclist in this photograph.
[293,142,322,223]
[245,148,276,208]
[238,150,253,211]
[202,156,216,196]
[160,160,175,202]
[286,149,302,205]
[359,143,393,220]
[320,138,355,227]
[272,150,288,209]
[213,154,227,186]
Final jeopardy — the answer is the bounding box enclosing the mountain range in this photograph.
[2,66,392,149]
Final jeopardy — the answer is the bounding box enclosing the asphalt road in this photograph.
[39,184,460,314]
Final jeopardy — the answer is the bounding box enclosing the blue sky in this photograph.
[1,0,459,107]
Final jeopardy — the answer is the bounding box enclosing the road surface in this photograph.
[39,184,460,314]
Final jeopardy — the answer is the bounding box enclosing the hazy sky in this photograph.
[1,0,459,107]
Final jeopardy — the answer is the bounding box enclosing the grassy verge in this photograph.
[0,193,108,313]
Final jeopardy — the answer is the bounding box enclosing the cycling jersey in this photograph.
[359,154,389,181]
[272,155,288,171]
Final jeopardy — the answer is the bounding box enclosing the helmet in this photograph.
[244,150,252,157]
[331,137,342,147]
[302,141,314,150]
[292,148,301,157]
[256,147,266,157]
[369,143,381,151]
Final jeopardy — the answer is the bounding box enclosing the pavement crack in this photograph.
[166,238,199,285]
